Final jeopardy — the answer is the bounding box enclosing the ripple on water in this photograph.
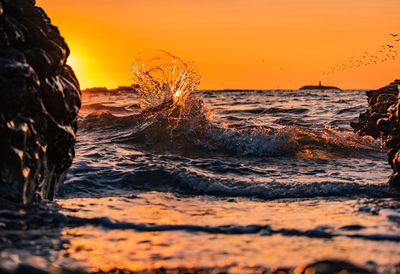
[47,193,400,272]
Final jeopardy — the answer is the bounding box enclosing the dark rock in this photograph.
[0,0,81,203]
[297,259,373,274]
[16,264,50,274]
[351,80,400,186]
[351,81,399,139]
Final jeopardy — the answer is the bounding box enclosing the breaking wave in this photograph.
[79,105,382,159]
[78,50,383,159]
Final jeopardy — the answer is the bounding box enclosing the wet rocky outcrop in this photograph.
[351,80,400,186]
[0,0,81,203]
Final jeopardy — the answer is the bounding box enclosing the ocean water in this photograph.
[56,88,399,272]
[2,87,400,273]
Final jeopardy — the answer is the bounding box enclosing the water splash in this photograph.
[130,50,201,110]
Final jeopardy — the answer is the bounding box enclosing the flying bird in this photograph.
[323,36,400,75]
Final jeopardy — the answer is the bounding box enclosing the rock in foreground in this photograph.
[351,80,400,186]
[0,0,81,203]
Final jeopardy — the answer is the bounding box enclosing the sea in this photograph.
[2,88,400,273]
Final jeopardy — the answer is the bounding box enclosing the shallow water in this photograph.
[2,89,400,273]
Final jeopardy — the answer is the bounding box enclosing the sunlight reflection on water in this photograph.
[57,192,400,272]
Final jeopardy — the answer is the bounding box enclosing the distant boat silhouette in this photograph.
[299,81,341,90]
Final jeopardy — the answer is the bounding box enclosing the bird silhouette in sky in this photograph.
[323,34,400,76]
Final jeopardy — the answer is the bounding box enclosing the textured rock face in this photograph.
[0,0,81,203]
[351,81,399,139]
[351,80,400,186]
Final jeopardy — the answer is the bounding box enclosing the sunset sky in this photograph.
[37,0,400,90]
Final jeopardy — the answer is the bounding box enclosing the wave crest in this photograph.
[80,51,383,159]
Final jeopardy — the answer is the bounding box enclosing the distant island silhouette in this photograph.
[82,85,138,93]
[299,81,341,90]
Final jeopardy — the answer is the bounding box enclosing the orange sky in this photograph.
[37,0,400,90]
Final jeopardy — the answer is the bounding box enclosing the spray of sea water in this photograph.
[131,50,201,109]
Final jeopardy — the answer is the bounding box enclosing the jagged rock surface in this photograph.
[0,0,81,203]
[351,80,400,186]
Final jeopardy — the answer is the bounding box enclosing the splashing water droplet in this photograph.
[130,50,201,110]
